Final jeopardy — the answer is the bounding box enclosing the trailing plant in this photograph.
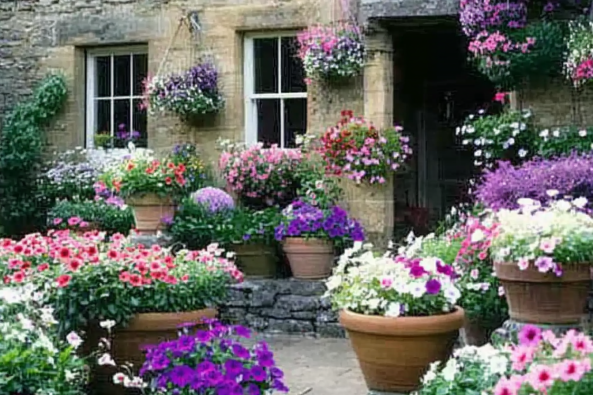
[297,22,366,82]
[565,18,593,88]
[0,74,67,236]
[143,63,224,120]
[476,153,593,210]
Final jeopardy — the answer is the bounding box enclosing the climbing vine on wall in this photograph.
[0,73,68,236]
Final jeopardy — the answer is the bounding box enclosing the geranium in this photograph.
[326,243,461,317]
[99,148,187,200]
[218,139,302,208]
[476,154,593,210]
[0,285,87,394]
[489,198,593,275]
[297,22,365,82]
[0,232,243,334]
[113,319,289,393]
[312,111,411,184]
[274,200,364,248]
[565,20,593,87]
[167,143,210,192]
[143,63,224,119]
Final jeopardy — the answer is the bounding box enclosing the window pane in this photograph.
[133,99,148,148]
[113,99,131,148]
[254,38,278,94]
[95,100,111,134]
[281,37,306,93]
[114,55,131,96]
[133,54,148,96]
[284,99,307,148]
[95,56,111,98]
[256,99,280,147]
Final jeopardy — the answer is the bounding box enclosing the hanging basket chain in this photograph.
[155,16,190,79]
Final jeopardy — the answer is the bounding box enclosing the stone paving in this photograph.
[254,335,368,395]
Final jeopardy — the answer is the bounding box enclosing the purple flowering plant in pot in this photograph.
[143,62,224,121]
[297,21,366,84]
[111,319,289,395]
[274,200,365,280]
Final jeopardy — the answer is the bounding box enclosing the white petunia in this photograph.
[66,332,83,349]
[98,353,116,366]
[441,359,458,381]
[573,197,588,209]
[385,302,402,318]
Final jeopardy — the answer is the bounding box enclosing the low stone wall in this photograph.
[220,279,344,338]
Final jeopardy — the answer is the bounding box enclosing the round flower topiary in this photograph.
[191,187,235,213]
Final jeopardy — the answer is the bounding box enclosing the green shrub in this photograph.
[0,74,68,236]
[48,199,135,236]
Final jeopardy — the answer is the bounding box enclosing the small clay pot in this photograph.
[495,261,591,325]
[126,194,175,234]
[340,308,464,393]
[233,243,279,278]
[282,237,334,280]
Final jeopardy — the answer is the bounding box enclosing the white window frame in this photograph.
[85,45,148,148]
[243,32,307,148]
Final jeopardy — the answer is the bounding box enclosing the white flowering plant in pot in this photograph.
[490,197,593,276]
[325,243,461,317]
[0,285,87,394]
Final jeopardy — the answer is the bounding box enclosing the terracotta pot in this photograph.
[126,194,175,235]
[87,308,217,395]
[340,308,464,393]
[495,261,591,324]
[282,237,334,280]
[233,243,278,278]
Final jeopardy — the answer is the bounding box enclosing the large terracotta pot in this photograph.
[495,261,591,324]
[282,237,334,280]
[126,194,175,234]
[233,243,278,278]
[88,308,217,395]
[340,308,464,393]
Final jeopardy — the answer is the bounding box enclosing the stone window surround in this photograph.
[85,45,148,148]
[243,31,307,148]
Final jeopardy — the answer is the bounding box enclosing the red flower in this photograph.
[68,259,83,271]
[12,270,26,283]
[150,270,165,280]
[56,274,72,288]
[165,177,172,185]
[87,245,98,256]
[176,164,186,173]
[3,276,10,284]
[181,274,189,282]
[129,274,143,287]
[126,162,135,171]
[59,247,71,259]
[163,274,178,285]
[146,167,155,174]
[119,271,130,282]
[13,245,23,254]
[107,250,120,260]
[38,263,50,272]
[20,261,31,270]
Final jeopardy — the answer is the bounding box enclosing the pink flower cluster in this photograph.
[573,57,593,85]
[494,325,593,395]
[468,30,536,70]
[219,143,302,204]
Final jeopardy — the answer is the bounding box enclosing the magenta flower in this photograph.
[518,324,542,346]
[425,279,442,295]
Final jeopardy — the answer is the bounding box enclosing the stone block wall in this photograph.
[220,279,344,338]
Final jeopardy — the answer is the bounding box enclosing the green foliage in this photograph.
[0,74,68,236]
[48,199,135,235]
[294,155,343,209]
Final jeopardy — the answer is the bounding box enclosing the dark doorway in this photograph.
[390,18,495,239]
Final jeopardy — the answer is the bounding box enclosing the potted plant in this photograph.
[221,207,282,278]
[110,319,289,394]
[218,139,302,209]
[166,143,211,193]
[490,197,593,325]
[0,285,87,395]
[48,199,135,236]
[99,149,187,234]
[143,62,224,122]
[325,243,464,393]
[296,22,366,83]
[309,111,412,184]
[0,232,243,394]
[417,325,593,395]
[274,200,365,280]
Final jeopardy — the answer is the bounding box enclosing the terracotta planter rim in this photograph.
[120,308,217,332]
[495,261,592,283]
[339,307,465,337]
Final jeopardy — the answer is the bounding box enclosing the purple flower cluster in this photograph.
[274,200,364,243]
[192,187,235,213]
[476,153,593,210]
[460,0,527,37]
[140,319,288,395]
[297,22,365,81]
[115,123,141,142]
[148,62,224,118]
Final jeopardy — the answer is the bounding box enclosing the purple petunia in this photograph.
[425,279,442,295]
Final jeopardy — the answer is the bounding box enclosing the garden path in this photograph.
[251,335,368,395]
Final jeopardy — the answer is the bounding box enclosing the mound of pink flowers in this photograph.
[495,325,593,395]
